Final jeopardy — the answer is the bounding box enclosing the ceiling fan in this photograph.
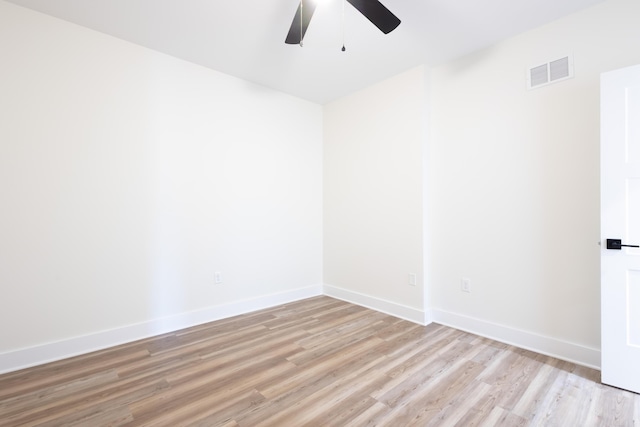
[285,0,401,46]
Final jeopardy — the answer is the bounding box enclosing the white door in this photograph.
[601,63,640,394]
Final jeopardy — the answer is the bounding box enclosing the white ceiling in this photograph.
[6,0,605,104]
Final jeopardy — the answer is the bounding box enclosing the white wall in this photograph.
[0,1,322,370]
[429,0,640,366]
[4,0,639,374]
[323,66,427,322]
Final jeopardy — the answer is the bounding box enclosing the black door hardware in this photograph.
[606,239,640,250]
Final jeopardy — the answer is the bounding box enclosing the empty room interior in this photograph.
[2,0,640,425]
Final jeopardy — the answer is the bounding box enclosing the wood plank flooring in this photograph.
[0,296,638,426]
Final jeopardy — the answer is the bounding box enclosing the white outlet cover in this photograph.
[461,278,471,293]
[409,273,417,286]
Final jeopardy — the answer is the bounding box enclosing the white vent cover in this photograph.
[527,55,573,90]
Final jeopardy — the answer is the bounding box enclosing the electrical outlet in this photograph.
[461,278,471,293]
[215,272,222,284]
[408,273,416,286]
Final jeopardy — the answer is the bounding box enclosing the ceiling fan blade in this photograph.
[346,0,401,34]
[285,1,319,44]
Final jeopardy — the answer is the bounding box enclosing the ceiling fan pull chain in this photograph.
[341,0,346,51]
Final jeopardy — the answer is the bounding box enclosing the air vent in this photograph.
[530,64,549,87]
[527,55,573,90]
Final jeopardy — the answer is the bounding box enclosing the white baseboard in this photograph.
[321,285,600,369]
[431,308,601,370]
[323,284,428,325]
[0,285,323,375]
[0,285,601,375]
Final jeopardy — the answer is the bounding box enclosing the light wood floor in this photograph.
[1,296,638,426]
